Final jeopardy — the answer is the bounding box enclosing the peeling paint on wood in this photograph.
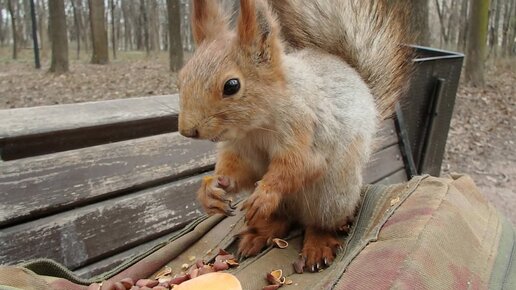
[0,132,216,227]
[0,175,207,270]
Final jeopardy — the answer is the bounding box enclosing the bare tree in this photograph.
[121,0,132,50]
[29,0,40,69]
[110,0,117,59]
[465,0,489,86]
[48,0,69,74]
[7,0,17,59]
[457,0,469,51]
[502,0,515,55]
[0,0,5,46]
[140,0,150,55]
[167,0,183,71]
[89,0,109,64]
[71,0,82,59]
[411,0,431,46]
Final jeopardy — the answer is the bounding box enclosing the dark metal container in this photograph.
[397,46,465,177]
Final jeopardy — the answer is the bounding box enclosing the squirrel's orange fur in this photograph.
[178,0,412,272]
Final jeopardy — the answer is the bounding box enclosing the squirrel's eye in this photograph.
[223,79,241,97]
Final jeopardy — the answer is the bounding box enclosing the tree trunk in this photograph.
[110,0,117,59]
[0,0,5,46]
[29,0,40,69]
[48,0,69,74]
[457,0,469,51]
[492,0,503,56]
[89,0,109,64]
[140,0,150,55]
[7,0,17,59]
[435,0,449,46]
[510,0,516,55]
[121,0,132,50]
[71,0,81,59]
[167,0,183,71]
[465,0,490,87]
[148,0,160,51]
[502,0,515,56]
[411,0,431,46]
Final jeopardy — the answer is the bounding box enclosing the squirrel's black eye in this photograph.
[223,79,241,97]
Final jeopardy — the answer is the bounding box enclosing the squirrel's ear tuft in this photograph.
[192,0,229,44]
[237,0,281,64]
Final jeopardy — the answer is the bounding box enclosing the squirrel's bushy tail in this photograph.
[269,0,413,119]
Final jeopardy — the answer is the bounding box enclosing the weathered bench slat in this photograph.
[0,175,206,270]
[376,169,408,185]
[75,230,174,279]
[0,95,178,141]
[363,144,404,184]
[0,95,179,160]
[0,133,216,228]
[375,119,398,150]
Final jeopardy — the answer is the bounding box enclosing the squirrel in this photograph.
[177,0,412,272]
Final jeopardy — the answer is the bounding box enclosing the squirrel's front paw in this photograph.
[242,184,281,225]
[197,176,236,216]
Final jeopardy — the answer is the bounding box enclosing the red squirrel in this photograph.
[177,0,412,272]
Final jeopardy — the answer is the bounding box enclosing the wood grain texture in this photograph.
[364,144,404,184]
[0,175,207,270]
[0,95,178,140]
[375,169,408,185]
[0,133,216,227]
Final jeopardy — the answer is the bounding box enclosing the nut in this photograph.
[272,238,289,249]
[213,261,230,271]
[266,269,283,285]
[169,275,189,285]
[262,285,281,290]
[136,279,159,288]
[120,278,134,289]
[113,282,126,290]
[154,266,172,280]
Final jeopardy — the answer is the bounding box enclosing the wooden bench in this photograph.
[0,46,464,279]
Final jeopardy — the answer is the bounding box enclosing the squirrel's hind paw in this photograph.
[301,227,341,272]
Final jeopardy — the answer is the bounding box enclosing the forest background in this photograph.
[0,0,514,223]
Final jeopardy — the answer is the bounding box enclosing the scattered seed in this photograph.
[113,282,126,290]
[120,278,134,289]
[169,275,189,285]
[215,254,235,263]
[285,278,293,285]
[188,256,196,262]
[262,285,281,290]
[198,265,215,276]
[189,268,199,279]
[218,248,230,256]
[226,259,239,267]
[213,261,230,271]
[157,277,172,284]
[196,259,205,268]
[136,279,159,288]
[154,266,172,280]
[272,238,289,249]
[390,196,401,206]
[181,264,189,271]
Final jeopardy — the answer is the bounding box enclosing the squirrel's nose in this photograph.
[180,128,199,139]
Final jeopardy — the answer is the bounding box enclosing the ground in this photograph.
[1,49,514,224]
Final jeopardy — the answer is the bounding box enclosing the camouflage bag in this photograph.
[1,174,514,290]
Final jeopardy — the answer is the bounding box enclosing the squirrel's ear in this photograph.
[192,0,229,44]
[237,0,281,63]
